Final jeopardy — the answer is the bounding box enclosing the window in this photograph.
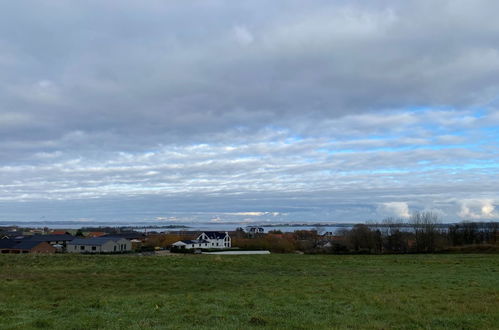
[91,246,96,251]
[80,246,85,250]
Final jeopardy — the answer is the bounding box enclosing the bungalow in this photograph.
[0,239,17,253]
[172,231,231,250]
[67,237,132,254]
[172,239,211,250]
[25,234,75,247]
[0,239,56,254]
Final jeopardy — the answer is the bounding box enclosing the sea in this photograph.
[0,220,354,234]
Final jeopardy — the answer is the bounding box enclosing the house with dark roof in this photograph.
[25,234,75,247]
[247,226,265,237]
[0,239,17,253]
[103,232,146,241]
[0,239,56,254]
[172,231,231,250]
[67,237,132,253]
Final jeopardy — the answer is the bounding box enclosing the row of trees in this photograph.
[334,212,498,254]
[231,212,498,254]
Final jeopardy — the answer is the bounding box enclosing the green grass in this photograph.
[0,254,498,329]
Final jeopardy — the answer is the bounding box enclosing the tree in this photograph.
[346,224,382,253]
[410,211,440,252]
[381,217,409,253]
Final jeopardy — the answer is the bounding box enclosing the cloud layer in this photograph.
[1,1,498,222]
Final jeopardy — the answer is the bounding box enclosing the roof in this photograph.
[186,239,209,244]
[50,231,70,235]
[87,232,107,237]
[69,237,128,246]
[1,231,28,239]
[25,234,74,242]
[103,232,145,240]
[0,240,51,251]
[11,241,48,250]
[201,231,228,239]
[0,239,17,249]
[174,239,209,245]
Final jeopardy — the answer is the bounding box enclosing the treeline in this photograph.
[233,212,498,254]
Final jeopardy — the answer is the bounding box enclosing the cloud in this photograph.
[227,212,280,217]
[233,25,254,46]
[0,1,498,222]
[378,202,411,219]
[458,199,498,219]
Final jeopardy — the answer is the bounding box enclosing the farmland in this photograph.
[0,254,498,329]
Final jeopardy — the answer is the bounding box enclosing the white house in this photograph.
[198,231,231,248]
[172,231,231,250]
[67,237,132,253]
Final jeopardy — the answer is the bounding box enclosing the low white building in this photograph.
[172,231,231,250]
[67,237,132,253]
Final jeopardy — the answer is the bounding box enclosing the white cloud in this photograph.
[458,199,498,219]
[378,202,411,218]
[227,212,281,217]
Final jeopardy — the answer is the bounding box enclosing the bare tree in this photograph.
[382,217,408,253]
[410,211,440,252]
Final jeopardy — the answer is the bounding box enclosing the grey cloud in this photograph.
[1,1,499,222]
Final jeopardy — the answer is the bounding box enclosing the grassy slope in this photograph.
[0,254,498,329]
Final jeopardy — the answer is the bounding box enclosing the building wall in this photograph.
[67,239,132,253]
[196,233,232,249]
[30,242,56,254]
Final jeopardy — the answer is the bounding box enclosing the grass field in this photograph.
[0,254,498,329]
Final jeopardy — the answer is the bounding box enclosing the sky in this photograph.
[1,0,499,224]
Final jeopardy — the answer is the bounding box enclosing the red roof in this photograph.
[87,232,107,238]
[51,231,69,235]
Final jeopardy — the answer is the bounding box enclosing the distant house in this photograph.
[0,239,56,254]
[172,231,231,250]
[87,231,107,238]
[50,230,71,235]
[247,227,265,237]
[67,237,132,254]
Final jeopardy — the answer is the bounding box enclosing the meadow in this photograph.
[0,254,498,329]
